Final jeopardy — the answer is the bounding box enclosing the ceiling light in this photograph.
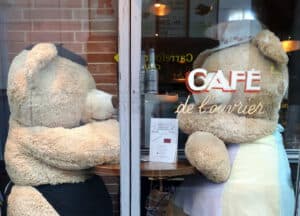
[150,3,170,16]
[282,40,300,53]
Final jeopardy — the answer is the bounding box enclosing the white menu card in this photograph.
[149,118,179,163]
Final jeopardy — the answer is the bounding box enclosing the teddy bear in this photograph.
[170,21,295,216]
[4,43,119,216]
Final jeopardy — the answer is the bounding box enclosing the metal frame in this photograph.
[119,0,142,215]
[119,1,131,216]
[130,0,142,215]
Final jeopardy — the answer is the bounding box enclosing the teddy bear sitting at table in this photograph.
[4,43,119,216]
[169,20,295,216]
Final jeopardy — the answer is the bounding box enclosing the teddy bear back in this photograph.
[198,39,288,122]
[178,28,288,144]
[7,43,96,128]
[193,21,288,121]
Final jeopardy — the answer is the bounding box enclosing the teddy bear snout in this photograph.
[82,89,116,122]
[111,95,119,109]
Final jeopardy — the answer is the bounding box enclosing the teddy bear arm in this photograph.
[15,120,120,170]
[8,185,59,216]
[178,111,277,143]
[185,131,231,182]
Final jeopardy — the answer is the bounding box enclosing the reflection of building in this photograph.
[142,37,218,95]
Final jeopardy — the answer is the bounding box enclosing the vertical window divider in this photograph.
[119,0,131,216]
[130,0,142,215]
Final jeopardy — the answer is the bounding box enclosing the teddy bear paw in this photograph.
[185,131,231,183]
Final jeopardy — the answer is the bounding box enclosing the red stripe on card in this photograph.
[164,138,171,143]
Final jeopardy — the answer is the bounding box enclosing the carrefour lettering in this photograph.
[186,68,261,93]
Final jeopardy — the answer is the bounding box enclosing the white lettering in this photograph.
[186,68,261,93]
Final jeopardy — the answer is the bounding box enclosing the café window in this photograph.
[131,0,300,215]
[139,0,300,158]
[0,0,129,215]
[1,0,300,215]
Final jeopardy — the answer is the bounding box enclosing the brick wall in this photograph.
[5,0,118,95]
[4,0,120,215]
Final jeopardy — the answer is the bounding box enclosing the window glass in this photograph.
[139,0,298,215]
[0,0,121,215]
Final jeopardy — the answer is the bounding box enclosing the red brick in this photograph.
[89,35,117,41]
[6,9,23,20]
[88,63,117,74]
[57,0,83,8]
[96,83,118,94]
[8,54,17,63]
[62,43,84,54]
[11,0,33,7]
[86,20,117,32]
[82,0,89,8]
[97,0,114,9]
[26,32,74,42]
[33,0,59,8]
[72,9,90,20]
[87,53,115,63]
[7,22,32,31]
[76,32,116,42]
[33,21,81,31]
[85,42,116,53]
[83,0,117,10]
[102,176,119,183]
[23,9,72,20]
[75,32,90,42]
[8,42,28,53]
[93,74,117,83]
[34,0,82,8]
[89,0,98,8]
[97,8,114,16]
[110,194,120,203]
[105,184,119,193]
[5,32,25,42]
[78,54,87,60]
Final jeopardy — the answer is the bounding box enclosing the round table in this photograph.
[93,160,197,178]
[93,161,197,213]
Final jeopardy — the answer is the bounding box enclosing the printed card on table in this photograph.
[149,118,178,163]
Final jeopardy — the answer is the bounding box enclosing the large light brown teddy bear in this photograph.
[178,27,288,183]
[4,43,119,216]
[169,22,295,216]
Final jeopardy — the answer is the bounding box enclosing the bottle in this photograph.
[140,50,146,94]
[145,48,158,94]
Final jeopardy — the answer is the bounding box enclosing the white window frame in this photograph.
[118,1,131,216]
[119,0,142,215]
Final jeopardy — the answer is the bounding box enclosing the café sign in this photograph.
[186,68,261,93]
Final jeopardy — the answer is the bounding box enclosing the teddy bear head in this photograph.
[193,30,288,118]
[7,43,116,128]
[179,21,288,143]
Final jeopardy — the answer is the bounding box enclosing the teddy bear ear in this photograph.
[252,30,288,65]
[25,43,57,83]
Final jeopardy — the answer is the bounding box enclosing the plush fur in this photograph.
[5,43,119,215]
[7,186,59,216]
[178,30,288,182]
